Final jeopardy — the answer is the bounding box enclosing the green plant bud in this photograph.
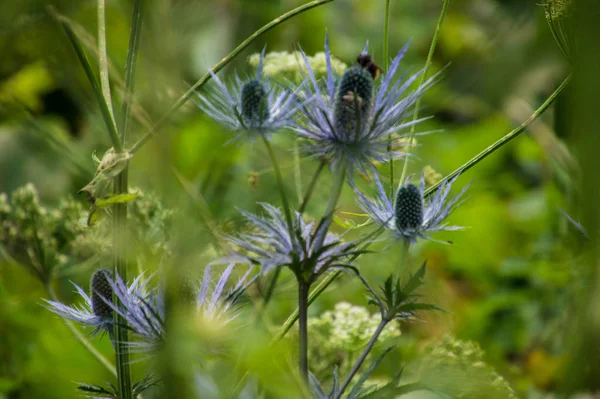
[394,184,423,230]
[334,66,373,139]
[241,80,269,125]
[90,268,113,319]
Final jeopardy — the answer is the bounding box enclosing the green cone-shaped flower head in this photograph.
[90,268,113,319]
[241,79,270,125]
[334,66,374,140]
[394,184,423,231]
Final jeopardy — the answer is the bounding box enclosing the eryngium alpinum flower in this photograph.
[294,36,437,175]
[196,48,305,143]
[226,203,361,283]
[44,268,116,337]
[104,263,254,351]
[354,173,469,243]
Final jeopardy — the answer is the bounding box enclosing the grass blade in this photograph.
[50,7,121,151]
[98,0,116,130]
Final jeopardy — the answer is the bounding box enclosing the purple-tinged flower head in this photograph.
[196,48,306,143]
[226,203,362,283]
[104,264,255,352]
[90,268,114,321]
[354,172,470,244]
[44,268,118,337]
[294,35,438,176]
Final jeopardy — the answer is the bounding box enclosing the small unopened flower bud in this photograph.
[241,80,270,125]
[394,184,423,230]
[334,66,373,139]
[90,269,113,319]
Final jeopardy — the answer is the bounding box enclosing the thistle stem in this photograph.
[398,0,450,188]
[298,280,310,383]
[260,136,294,316]
[314,163,347,250]
[398,238,410,277]
[262,136,294,242]
[261,266,282,312]
[384,0,394,194]
[111,2,144,397]
[299,160,326,213]
[129,0,335,155]
[45,281,117,377]
[336,319,388,398]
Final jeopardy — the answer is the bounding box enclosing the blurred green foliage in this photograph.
[0,0,596,398]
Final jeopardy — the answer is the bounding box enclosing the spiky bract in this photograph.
[294,35,438,176]
[196,49,305,143]
[226,203,360,283]
[354,172,469,244]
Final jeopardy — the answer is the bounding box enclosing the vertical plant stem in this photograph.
[298,280,310,383]
[397,238,410,277]
[111,2,143,398]
[313,164,346,251]
[383,0,394,194]
[299,159,326,213]
[262,136,294,233]
[119,0,144,138]
[45,281,117,377]
[261,136,294,312]
[261,266,282,312]
[294,139,303,204]
[398,0,450,187]
[336,319,388,398]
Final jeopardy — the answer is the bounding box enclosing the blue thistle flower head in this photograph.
[196,47,306,143]
[44,268,119,338]
[226,203,359,283]
[100,264,255,352]
[354,172,470,244]
[294,34,438,176]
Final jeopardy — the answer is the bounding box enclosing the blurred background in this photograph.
[0,0,597,398]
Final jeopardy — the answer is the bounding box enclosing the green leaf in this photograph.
[49,8,121,151]
[95,192,139,208]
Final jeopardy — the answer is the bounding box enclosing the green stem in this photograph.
[45,281,117,377]
[384,0,394,194]
[313,163,346,251]
[398,0,450,187]
[299,160,326,213]
[262,136,294,237]
[383,0,391,70]
[298,280,309,384]
[424,74,572,197]
[52,9,121,151]
[397,238,410,277]
[128,0,335,155]
[272,75,571,343]
[336,319,388,398]
[261,266,282,313]
[111,2,144,398]
[119,0,144,141]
